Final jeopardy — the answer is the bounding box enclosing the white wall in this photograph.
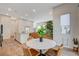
[53,4,79,48]
[18,19,33,33]
[76,7,79,40]
[0,15,18,39]
[0,15,33,42]
[17,19,33,43]
[33,13,53,28]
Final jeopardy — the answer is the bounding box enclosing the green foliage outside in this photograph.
[36,20,53,39]
[46,21,53,39]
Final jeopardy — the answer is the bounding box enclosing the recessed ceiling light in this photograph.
[6,13,9,15]
[49,11,53,15]
[33,9,36,12]
[8,8,12,11]
[25,14,28,16]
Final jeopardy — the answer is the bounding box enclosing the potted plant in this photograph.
[36,25,47,42]
[73,38,78,45]
[73,38,78,51]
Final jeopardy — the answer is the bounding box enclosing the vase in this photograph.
[40,37,43,42]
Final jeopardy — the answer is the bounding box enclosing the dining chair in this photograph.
[45,44,63,56]
[30,32,40,39]
[43,34,52,39]
[23,48,31,56]
[23,48,40,56]
[29,48,40,56]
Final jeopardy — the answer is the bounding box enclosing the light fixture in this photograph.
[8,8,12,11]
[32,9,36,12]
[5,13,9,15]
[25,14,28,16]
[49,11,53,15]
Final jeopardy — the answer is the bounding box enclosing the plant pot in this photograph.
[40,37,43,42]
[73,44,78,48]
[73,44,78,51]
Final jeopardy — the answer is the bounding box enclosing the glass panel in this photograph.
[25,27,29,33]
[60,13,70,34]
[60,13,70,26]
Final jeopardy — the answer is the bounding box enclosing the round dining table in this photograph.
[26,38,56,56]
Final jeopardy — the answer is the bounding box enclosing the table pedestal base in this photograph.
[38,54,46,56]
[38,50,46,56]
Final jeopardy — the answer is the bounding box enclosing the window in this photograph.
[60,13,70,34]
[25,27,30,33]
[20,27,30,44]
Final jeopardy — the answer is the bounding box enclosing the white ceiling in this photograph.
[0,3,61,22]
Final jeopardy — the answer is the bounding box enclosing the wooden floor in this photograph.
[0,39,24,56]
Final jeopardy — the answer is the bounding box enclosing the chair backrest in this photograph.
[23,48,31,56]
[43,34,52,39]
[45,48,57,56]
[30,32,40,39]
[23,48,40,56]
[45,44,63,56]
[29,48,40,56]
[58,44,63,50]
[57,44,63,56]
